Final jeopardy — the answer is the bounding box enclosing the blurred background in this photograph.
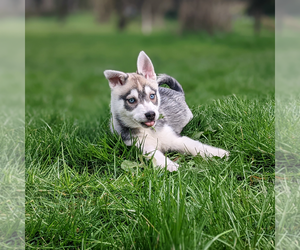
[23,0,275,35]
[22,0,276,119]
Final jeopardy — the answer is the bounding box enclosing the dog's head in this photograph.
[104,51,160,129]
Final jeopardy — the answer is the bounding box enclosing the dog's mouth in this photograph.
[141,121,155,127]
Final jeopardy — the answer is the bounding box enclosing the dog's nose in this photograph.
[145,111,155,121]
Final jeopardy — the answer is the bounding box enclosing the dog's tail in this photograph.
[157,74,184,94]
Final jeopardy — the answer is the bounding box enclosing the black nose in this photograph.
[145,111,155,121]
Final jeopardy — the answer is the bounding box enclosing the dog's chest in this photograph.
[138,125,177,152]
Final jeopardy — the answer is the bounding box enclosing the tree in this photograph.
[247,0,274,34]
[55,0,70,21]
[140,0,172,34]
[179,0,232,34]
[92,0,113,23]
[90,0,173,33]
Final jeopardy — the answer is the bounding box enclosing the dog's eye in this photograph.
[128,98,136,104]
[150,94,155,99]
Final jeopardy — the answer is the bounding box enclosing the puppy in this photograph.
[104,51,229,171]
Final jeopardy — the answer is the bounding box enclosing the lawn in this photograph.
[25,15,275,249]
[0,19,25,248]
[275,34,300,250]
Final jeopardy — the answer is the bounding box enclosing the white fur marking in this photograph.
[127,89,138,99]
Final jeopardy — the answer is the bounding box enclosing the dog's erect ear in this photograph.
[104,70,128,88]
[137,51,156,81]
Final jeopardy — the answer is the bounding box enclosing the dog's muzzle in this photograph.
[145,111,155,121]
[143,111,155,127]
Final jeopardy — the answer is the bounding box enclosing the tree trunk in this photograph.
[141,0,153,35]
[112,0,127,31]
[152,0,172,28]
[34,0,43,15]
[92,0,112,23]
[56,0,69,22]
[253,9,262,35]
[179,0,232,34]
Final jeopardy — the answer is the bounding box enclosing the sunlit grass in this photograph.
[26,95,275,249]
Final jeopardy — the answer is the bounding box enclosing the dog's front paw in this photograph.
[166,161,179,172]
[217,149,230,159]
[156,158,179,172]
[203,147,229,159]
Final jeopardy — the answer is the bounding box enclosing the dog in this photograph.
[104,51,229,171]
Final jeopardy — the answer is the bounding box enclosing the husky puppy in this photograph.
[104,51,229,172]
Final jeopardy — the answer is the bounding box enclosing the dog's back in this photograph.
[156,74,193,134]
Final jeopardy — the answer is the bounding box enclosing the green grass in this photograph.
[275,32,300,250]
[0,19,25,248]
[275,97,300,250]
[26,15,275,249]
[0,113,25,249]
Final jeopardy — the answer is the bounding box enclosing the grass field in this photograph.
[0,112,25,249]
[26,15,275,249]
[0,20,25,249]
[275,97,300,250]
[275,34,300,250]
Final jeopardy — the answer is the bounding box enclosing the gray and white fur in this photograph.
[156,74,192,135]
[104,51,229,172]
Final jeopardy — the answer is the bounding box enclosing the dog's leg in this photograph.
[172,136,229,158]
[143,145,179,172]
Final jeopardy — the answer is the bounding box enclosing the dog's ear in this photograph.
[137,51,156,81]
[104,70,128,88]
